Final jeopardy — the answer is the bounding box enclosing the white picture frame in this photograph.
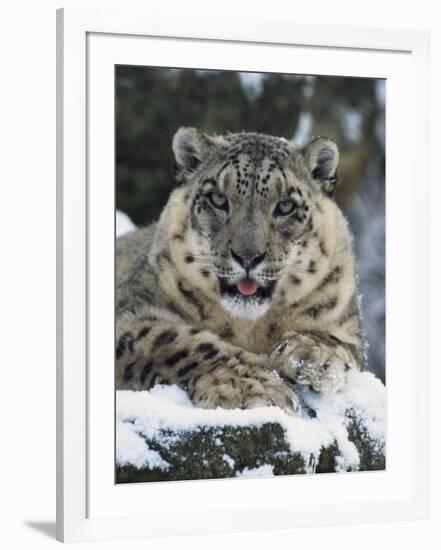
[56,7,430,543]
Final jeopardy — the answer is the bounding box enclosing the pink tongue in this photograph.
[236,278,258,296]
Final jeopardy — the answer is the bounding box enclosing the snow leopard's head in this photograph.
[170,127,340,320]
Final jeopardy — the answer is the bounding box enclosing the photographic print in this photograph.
[115,66,386,483]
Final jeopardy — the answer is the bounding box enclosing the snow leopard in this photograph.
[116,127,364,414]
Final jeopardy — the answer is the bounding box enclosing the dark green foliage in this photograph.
[346,409,386,471]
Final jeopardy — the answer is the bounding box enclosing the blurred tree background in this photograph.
[116,66,385,381]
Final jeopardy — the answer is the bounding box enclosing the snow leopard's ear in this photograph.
[302,137,339,197]
[172,127,225,183]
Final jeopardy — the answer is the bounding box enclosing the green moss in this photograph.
[315,442,339,473]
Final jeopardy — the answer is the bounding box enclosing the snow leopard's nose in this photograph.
[231,248,266,270]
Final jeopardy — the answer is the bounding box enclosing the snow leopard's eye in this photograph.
[207,192,229,212]
[274,200,295,217]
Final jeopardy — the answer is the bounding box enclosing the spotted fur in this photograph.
[116,128,364,414]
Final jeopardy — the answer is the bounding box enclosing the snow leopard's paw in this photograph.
[269,332,357,393]
[190,360,299,415]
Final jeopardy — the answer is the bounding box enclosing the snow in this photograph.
[116,371,385,477]
[236,465,274,478]
[222,454,235,469]
[116,210,136,237]
[116,420,170,470]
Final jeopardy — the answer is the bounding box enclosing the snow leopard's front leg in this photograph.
[116,310,299,414]
[268,331,363,393]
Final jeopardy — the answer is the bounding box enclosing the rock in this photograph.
[116,372,385,483]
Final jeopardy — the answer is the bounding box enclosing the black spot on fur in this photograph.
[338,295,358,326]
[185,254,195,264]
[210,355,229,368]
[303,296,338,319]
[304,306,318,319]
[189,374,202,389]
[203,348,219,361]
[177,362,199,377]
[152,330,178,351]
[279,371,296,386]
[290,275,302,285]
[308,260,317,274]
[197,342,215,354]
[165,301,181,316]
[177,280,207,319]
[140,361,153,385]
[123,361,136,383]
[317,265,341,290]
[116,332,134,359]
[135,326,151,342]
[165,349,189,366]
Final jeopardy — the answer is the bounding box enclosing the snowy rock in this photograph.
[116,371,385,483]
